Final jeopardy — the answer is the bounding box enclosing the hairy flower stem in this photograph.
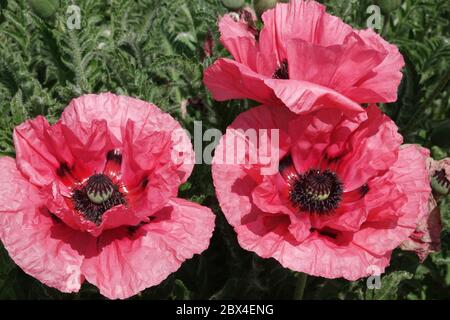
[293,272,308,300]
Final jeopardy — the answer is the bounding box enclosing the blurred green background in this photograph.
[0,0,449,299]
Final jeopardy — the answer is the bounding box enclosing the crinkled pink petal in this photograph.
[400,196,441,262]
[259,0,352,62]
[212,105,294,226]
[346,29,405,103]
[213,158,255,227]
[203,57,366,116]
[252,176,291,215]
[250,174,311,243]
[287,213,311,243]
[61,93,194,185]
[203,58,282,105]
[14,113,124,190]
[205,61,367,118]
[219,14,258,71]
[310,200,368,233]
[213,105,292,177]
[0,157,90,293]
[225,103,294,133]
[286,36,386,93]
[336,105,402,191]
[81,198,215,299]
[235,218,390,280]
[13,116,68,187]
[363,177,406,222]
[121,120,184,218]
[287,108,358,173]
[120,116,191,187]
[352,145,431,255]
[212,108,300,244]
[59,119,120,180]
[264,79,366,117]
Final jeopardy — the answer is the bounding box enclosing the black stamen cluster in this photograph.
[290,169,343,215]
[272,60,289,79]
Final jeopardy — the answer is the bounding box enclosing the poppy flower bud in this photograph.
[374,0,402,12]
[254,0,277,16]
[28,0,59,19]
[221,0,245,10]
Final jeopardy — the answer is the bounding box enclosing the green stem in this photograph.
[381,12,390,36]
[293,272,308,300]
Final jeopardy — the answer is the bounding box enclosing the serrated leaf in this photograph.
[174,32,197,51]
[369,271,413,300]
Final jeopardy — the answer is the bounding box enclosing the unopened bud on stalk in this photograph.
[254,0,278,17]
[221,0,245,10]
[27,0,59,19]
[374,0,402,12]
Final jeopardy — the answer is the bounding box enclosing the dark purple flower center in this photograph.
[72,174,126,224]
[290,169,343,215]
[272,60,289,79]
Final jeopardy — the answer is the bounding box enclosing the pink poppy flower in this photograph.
[400,155,447,261]
[0,93,215,299]
[212,105,430,280]
[204,0,404,116]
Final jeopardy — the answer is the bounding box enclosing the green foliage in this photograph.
[0,0,449,300]
[367,271,413,300]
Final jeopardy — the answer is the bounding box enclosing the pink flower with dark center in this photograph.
[0,93,215,299]
[204,0,404,116]
[212,105,430,280]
